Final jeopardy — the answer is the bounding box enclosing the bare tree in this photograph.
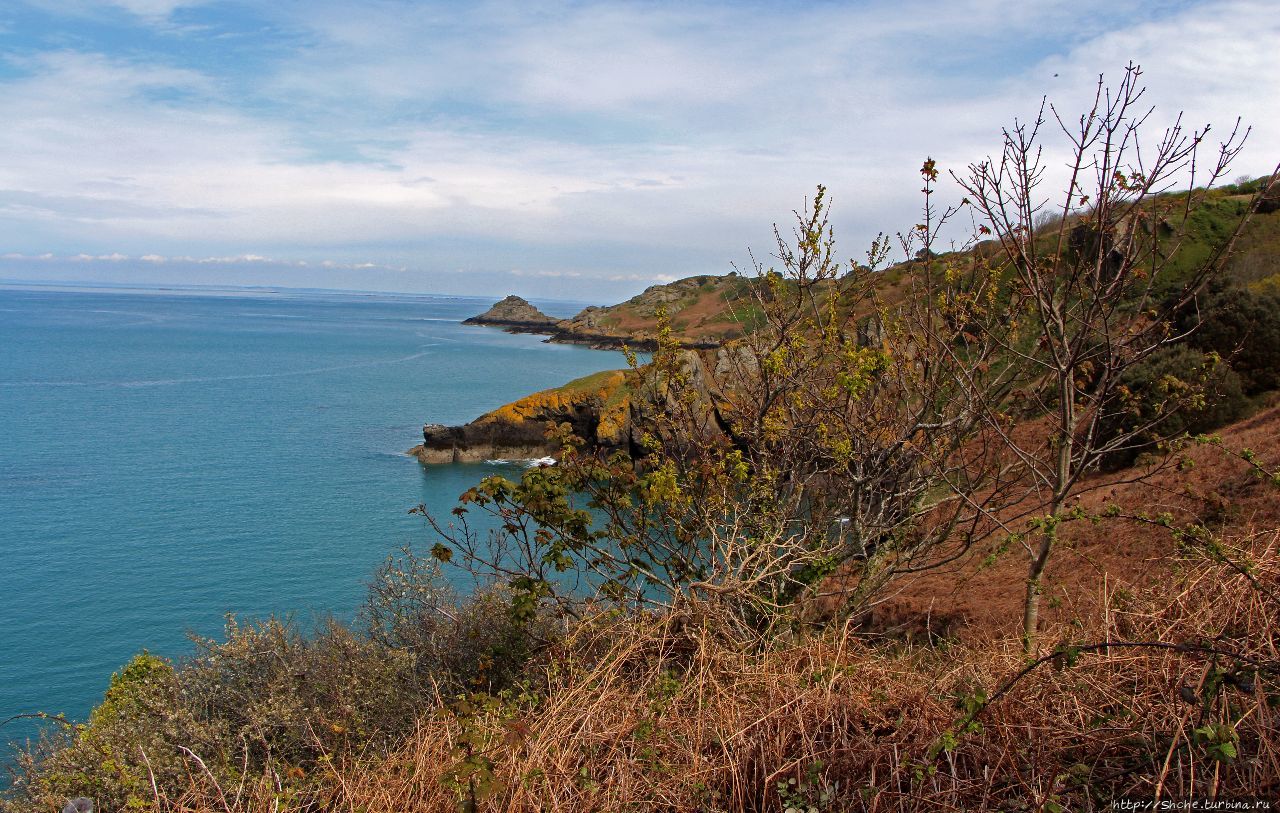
[426,65,1274,650]
[427,180,1023,638]
[955,63,1272,653]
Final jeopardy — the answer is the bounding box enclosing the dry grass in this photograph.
[151,534,1280,813]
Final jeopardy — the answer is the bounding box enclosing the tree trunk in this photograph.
[1022,520,1057,655]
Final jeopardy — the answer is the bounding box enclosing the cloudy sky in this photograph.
[0,0,1276,301]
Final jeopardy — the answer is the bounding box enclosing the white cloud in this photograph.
[1,0,1275,299]
[509,269,583,278]
[17,0,208,24]
[107,0,198,19]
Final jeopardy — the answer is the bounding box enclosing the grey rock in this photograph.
[463,295,559,330]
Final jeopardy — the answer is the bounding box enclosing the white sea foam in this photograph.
[483,456,557,467]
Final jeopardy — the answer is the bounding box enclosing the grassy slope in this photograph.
[560,274,760,346]
[566,181,1280,349]
[302,405,1280,809]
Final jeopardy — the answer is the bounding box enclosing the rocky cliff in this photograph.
[409,347,756,465]
[409,368,636,463]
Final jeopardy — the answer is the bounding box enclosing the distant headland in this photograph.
[460,274,749,351]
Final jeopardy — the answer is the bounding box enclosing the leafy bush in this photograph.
[1182,285,1280,394]
[8,652,195,811]
[1100,345,1248,469]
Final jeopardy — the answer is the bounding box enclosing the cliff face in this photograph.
[410,369,636,463]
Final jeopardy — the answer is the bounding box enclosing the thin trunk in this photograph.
[1022,518,1057,655]
[1025,374,1074,655]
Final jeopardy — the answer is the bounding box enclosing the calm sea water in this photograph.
[0,284,629,765]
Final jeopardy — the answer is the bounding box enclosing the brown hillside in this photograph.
[870,399,1280,642]
[555,273,757,348]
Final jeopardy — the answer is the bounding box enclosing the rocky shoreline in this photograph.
[408,368,639,464]
[408,345,749,465]
[413,282,743,464]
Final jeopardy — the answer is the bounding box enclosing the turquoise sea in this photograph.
[0,283,630,768]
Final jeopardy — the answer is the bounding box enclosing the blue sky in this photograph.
[0,0,1276,301]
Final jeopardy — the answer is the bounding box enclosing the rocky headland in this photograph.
[419,271,890,465]
[408,347,748,464]
[410,368,637,463]
[461,274,751,351]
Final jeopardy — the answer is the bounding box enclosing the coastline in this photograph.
[0,287,631,768]
[415,283,748,467]
[461,319,721,352]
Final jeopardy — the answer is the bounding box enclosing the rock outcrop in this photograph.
[410,369,636,464]
[462,295,560,332]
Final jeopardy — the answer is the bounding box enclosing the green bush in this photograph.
[1099,345,1248,469]
[1182,286,1280,394]
[363,547,557,694]
[180,616,420,761]
[8,652,196,812]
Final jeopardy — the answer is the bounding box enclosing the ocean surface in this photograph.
[0,283,631,768]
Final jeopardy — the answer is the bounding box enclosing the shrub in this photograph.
[1100,345,1248,469]
[4,553,553,813]
[363,547,557,694]
[1183,285,1280,394]
[8,652,196,812]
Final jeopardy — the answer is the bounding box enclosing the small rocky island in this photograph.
[461,295,560,333]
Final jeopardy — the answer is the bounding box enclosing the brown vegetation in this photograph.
[59,529,1280,812]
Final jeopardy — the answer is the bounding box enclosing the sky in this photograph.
[0,0,1276,302]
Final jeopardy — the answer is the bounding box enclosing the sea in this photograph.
[0,282,632,770]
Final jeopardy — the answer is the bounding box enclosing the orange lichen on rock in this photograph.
[479,369,630,437]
